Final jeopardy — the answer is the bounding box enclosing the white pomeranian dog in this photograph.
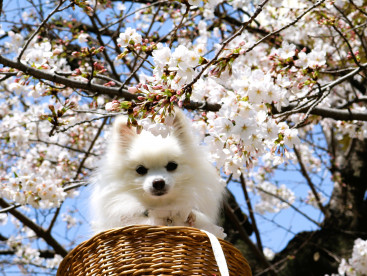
[90,109,226,238]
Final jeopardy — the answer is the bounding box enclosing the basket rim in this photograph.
[57,225,251,276]
[65,225,235,255]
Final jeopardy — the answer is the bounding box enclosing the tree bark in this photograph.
[223,136,367,275]
[271,138,367,275]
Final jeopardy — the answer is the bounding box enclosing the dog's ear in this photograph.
[172,108,193,146]
[113,116,136,149]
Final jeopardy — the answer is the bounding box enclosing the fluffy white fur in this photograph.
[90,109,226,238]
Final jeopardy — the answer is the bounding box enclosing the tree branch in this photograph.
[0,198,68,257]
[47,207,61,234]
[0,249,57,258]
[1,50,366,120]
[0,54,133,98]
[279,103,367,122]
[0,54,220,111]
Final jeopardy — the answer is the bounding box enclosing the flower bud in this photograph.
[53,48,62,55]
[105,100,121,112]
[128,86,138,93]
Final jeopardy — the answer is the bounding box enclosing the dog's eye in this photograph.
[136,165,148,175]
[166,161,178,172]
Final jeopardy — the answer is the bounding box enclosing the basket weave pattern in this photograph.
[57,225,251,275]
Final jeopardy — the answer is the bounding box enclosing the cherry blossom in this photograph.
[336,239,367,276]
[117,27,142,47]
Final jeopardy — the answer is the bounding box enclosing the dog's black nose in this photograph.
[152,179,165,191]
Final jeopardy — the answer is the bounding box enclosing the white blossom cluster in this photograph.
[254,181,296,214]
[139,113,175,138]
[62,212,79,229]
[0,93,104,208]
[0,30,108,209]
[0,115,100,208]
[263,247,275,261]
[5,33,69,72]
[328,239,367,276]
[334,119,367,141]
[187,0,221,13]
[305,190,326,209]
[117,27,143,48]
[0,104,63,207]
[190,38,305,178]
[6,223,63,270]
[152,43,200,89]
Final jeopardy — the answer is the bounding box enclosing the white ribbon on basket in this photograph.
[201,230,230,276]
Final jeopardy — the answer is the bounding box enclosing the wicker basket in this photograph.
[57,225,252,276]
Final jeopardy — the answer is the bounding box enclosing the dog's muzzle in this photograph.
[151,179,167,196]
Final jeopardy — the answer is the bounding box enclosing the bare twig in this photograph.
[278,102,367,122]
[99,1,169,33]
[256,186,321,227]
[88,14,121,81]
[293,146,329,216]
[331,24,360,66]
[56,115,111,134]
[74,117,108,179]
[168,3,190,48]
[29,138,98,156]
[240,173,264,252]
[333,4,367,55]
[63,181,89,192]
[0,203,21,214]
[292,88,332,128]
[46,207,61,233]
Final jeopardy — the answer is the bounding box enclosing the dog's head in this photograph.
[108,110,195,203]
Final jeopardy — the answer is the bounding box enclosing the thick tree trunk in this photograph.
[223,137,367,275]
[272,137,367,275]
